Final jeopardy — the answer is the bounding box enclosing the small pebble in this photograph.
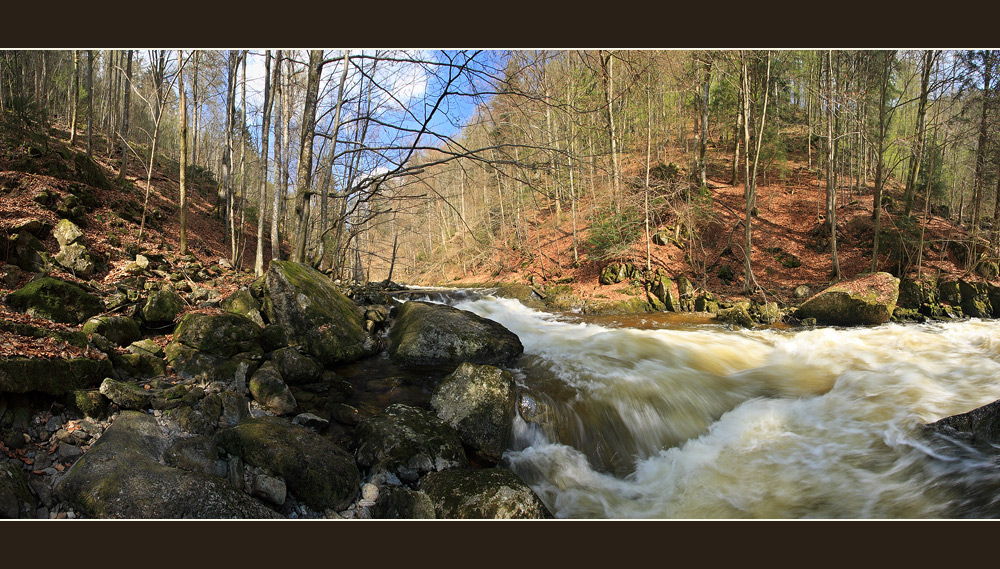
[361,483,379,502]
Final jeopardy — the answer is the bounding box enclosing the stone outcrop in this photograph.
[419,468,552,519]
[354,404,468,486]
[55,411,280,519]
[264,260,376,366]
[796,272,900,326]
[431,362,516,462]
[387,301,523,367]
[5,277,104,324]
[215,416,360,512]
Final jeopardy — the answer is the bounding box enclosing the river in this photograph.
[404,291,1000,519]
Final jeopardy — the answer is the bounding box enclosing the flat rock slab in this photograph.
[56,411,280,519]
[0,357,112,395]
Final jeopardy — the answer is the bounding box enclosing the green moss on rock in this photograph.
[6,277,104,324]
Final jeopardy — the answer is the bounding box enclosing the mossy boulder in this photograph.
[0,357,112,395]
[56,411,279,518]
[371,485,436,519]
[264,260,376,366]
[70,389,110,419]
[269,347,323,385]
[958,280,992,319]
[431,363,516,462]
[221,288,265,327]
[171,312,263,359]
[387,301,523,368]
[73,152,112,191]
[716,304,755,328]
[54,243,95,279]
[12,232,51,272]
[493,284,537,304]
[796,272,900,326]
[99,377,152,410]
[419,468,552,519]
[1,461,35,518]
[248,361,296,416]
[6,277,104,324]
[215,416,360,512]
[53,218,84,247]
[82,315,141,347]
[141,289,185,326]
[354,404,468,486]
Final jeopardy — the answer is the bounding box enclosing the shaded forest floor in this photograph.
[430,144,986,308]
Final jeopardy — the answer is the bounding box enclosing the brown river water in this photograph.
[360,290,1000,518]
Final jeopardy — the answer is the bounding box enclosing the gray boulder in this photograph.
[54,243,95,279]
[419,468,552,519]
[796,272,900,326]
[0,462,35,518]
[0,357,112,395]
[248,362,296,416]
[269,347,323,385]
[99,377,152,410]
[56,411,280,518]
[141,289,185,326]
[387,301,523,367]
[5,276,103,324]
[371,485,436,519]
[354,404,468,486]
[431,362,516,462]
[82,315,141,347]
[264,260,376,366]
[215,416,360,512]
[165,312,263,389]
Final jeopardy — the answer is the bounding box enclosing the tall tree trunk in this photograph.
[315,50,351,269]
[600,50,621,214]
[271,50,284,261]
[255,51,274,277]
[292,50,324,264]
[970,56,993,241]
[178,50,188,256]
[871,51,896,273]
[825,50,841,279]
[69,50,79,145]
[903,50,936,217]
[742,51,771,294]
[86,51,93,156]
[698,52,711,188]
[118,50,132,184]
[192,50,200,167]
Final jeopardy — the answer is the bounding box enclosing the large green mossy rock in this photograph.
[171,312,262,359]
[431,362,516,462]
[387,301,523,367]
[0,461,35,518]
[354,404,468,486]
[264,260,376,366]
[56,411,279,519]
[82,315,141,347]
[0,357,112,395]
[5,277,104,324]
[796,272,900,326]
[215,416,360,512]
[419,468,552,519]
[141,289,184,326]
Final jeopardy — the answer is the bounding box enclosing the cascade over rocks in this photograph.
[419,468,553,519]
[55,411,280,518]
[215,416,360,512]
[796,272,900,326]
[387,301,523,368]
[264,260,376,366]
[431,362,516,462]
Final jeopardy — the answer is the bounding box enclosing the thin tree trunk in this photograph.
[826,50,841,279]
[698,52,711,188]
[118,50,132,184]
[292,50,324,264]
[255,51,274,277]
[70,50,78,145]
[86,50,93,156]
[178,50,188,256]
[271,50,284,261]
[904,50,936,217]
[871,51,896,273]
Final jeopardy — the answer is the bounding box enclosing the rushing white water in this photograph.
[450,296,1000,519]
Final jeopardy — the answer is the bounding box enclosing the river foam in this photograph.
[453,297,1000,518]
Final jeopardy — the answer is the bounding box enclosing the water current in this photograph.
[395,289,1000,518]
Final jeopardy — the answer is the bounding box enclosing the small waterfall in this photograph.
[449,295,1000,519]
